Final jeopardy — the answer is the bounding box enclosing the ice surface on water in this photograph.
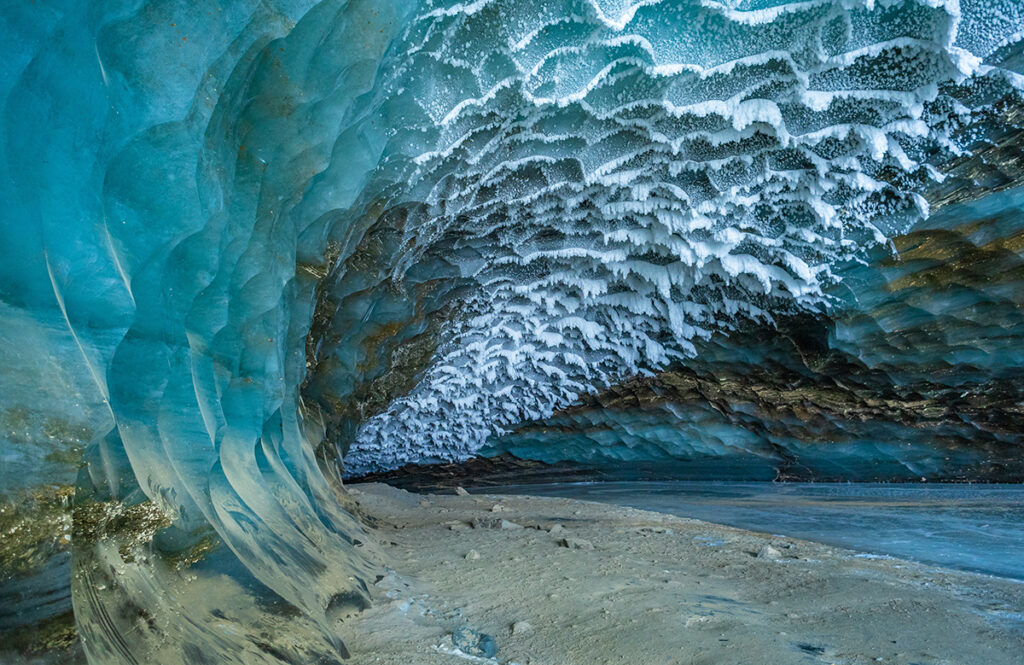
[487,481,1024,580]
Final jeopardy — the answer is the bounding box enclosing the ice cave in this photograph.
[1,0,1023,663]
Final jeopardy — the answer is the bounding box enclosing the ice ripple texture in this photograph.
[1,0,1022,662]
[339,0,1024,472]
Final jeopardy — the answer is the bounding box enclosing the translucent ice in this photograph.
[1,0,1022,662]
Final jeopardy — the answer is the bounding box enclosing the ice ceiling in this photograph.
[1,0,1023,662]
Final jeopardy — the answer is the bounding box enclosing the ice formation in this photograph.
[1,0,1022,662]
[485,187,1024,482]
[339,0,1024,472]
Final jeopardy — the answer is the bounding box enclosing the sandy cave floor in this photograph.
[336,483,1024,665]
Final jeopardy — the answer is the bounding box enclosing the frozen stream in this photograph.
[486,482,1024,580]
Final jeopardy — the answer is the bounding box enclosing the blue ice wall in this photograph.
[1,0,1023,662]
[3,0,415,660]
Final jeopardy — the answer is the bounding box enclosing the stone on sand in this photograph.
[452,626,497,658]
[558,537,594,551]
[511,621,534,636]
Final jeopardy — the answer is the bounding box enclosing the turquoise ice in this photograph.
[1,1,1022,662]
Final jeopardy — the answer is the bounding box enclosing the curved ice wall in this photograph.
[339,0,1024,473]
[1,0,1022,661]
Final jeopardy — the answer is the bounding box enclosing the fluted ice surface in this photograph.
[1,0,1022,662]
[340,0,1024,472]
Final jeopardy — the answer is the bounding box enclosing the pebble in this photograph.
[465,549,480,560]
[558,537,595,551]
[637,526,673,535]
[452,627,497,658]
[473,516,524,530]
[548,524,564,534]
[455,486,470,496]
[757,545,783,560]
[511,621,534,636]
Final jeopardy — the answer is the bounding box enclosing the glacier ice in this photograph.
[340,0,1024,473]
[484,186,1024,482]
[0,0,1022,662]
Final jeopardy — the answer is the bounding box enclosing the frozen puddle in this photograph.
[486,482,1024,580]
